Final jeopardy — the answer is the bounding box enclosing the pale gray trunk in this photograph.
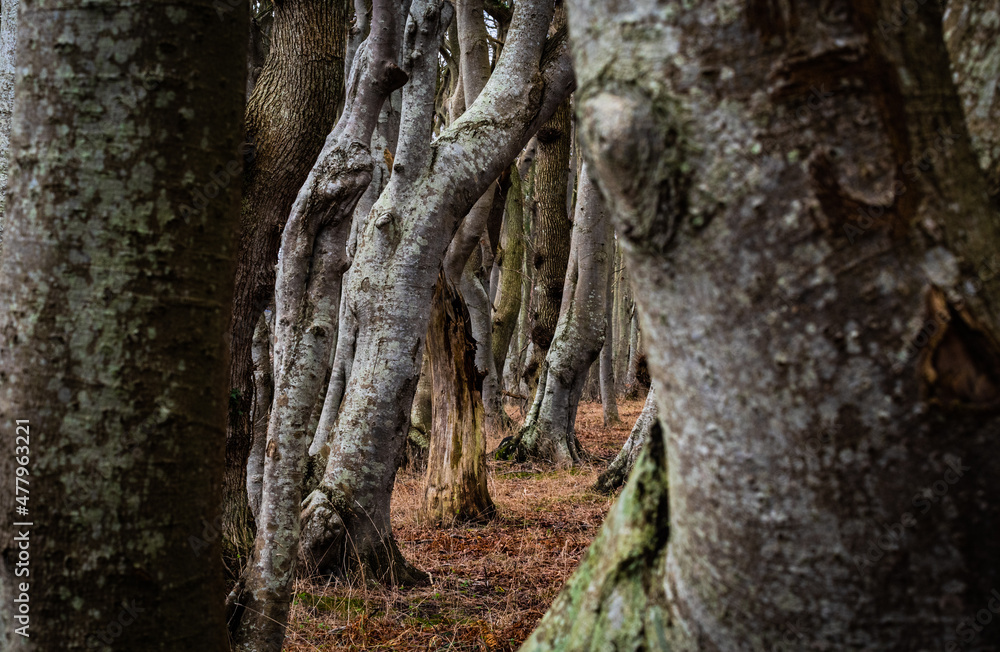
[523,0,1000,649]
[622,311,641,397]
[247,310,274,520]
[227,1,408,646]
[611,244,633,391]
[592,387,656,495]
[0,0,16,251]
[510,165,613,465]
[297,0,573,581]
[599,254,621,426]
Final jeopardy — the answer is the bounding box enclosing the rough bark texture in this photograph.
[944,0,1000,200]
[420,279,496,524]
[0,0,15,251]
[224,0,347,558]
[492,165,526,387]
[525,97,573,392]
[0,1,246,649]
[524,0,1000,649]
[592,387,656,495]
[297,0,573,582]
[509,165,613,465]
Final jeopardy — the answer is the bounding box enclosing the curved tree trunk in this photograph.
[404,349,432,471]
[507,165,613,465]
[297,0,573,582]
[0,1,246,648]
[224,0,346,559]
[226,1,408,647]
[523,0,1000,649]
[592,388,656,495]
[420,278,496,524]
[0,0,16,252]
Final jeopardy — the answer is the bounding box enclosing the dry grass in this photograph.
[282,398,645,652]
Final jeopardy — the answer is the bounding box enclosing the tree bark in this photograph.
[420,278,496,524]
[944,0,1000,201]
[506,164,613,465]
[598,254,622,426]
[0,1,246,649]
[0,0,16,252]
[247,310,274,520]
[592,388,656,495]
[492,164,525,392]
[622,311,642,398]
[525,97,573,395]
[224,0,347,560]
[226,0,408,647]
[524,0,1000,649]
[297,0,573,582]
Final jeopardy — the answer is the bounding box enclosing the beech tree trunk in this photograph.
[420,278,496,524]
[0,0,15,251]
[297,0,573,582]
[506,165,613,465]
[224,0,347,559]
[0,1,246,648]
[598,254,622,426]
[247,311,274,520]
[522,0,1000,649]
[592,387,656,495]
[226,0,408,647]
[492,164,526,401]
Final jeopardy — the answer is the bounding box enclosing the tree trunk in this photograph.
[611,245,633,392]
[592,388,655,495]
[405,349,432,472]
[226,1,408,647]
[507,164,613,465]
[297,0,573,582]
[492,165,525,385]
[420,278,496,524]
[224,0,347,561]
[598,255,622,426]
[944,0,1000,201]
[524,0,1000,649]
[0,0,15,252]
[622,311,642,398]
[247,310,274,520]
[0,2,246,649]
[525,97,573,395]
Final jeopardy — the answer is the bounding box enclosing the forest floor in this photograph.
[283,398,645,651]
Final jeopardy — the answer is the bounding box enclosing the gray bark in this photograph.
[227,1,408,647]
[592,387,656,495]
[523,0,1000,649]
[247,310,274,520]
[598,253,621,426]
[298,0,574,581]
[0,0,16,251]
[0,1,246,648]
[506,164,613,465]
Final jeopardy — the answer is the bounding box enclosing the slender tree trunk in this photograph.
[492,165,525,391]
[598,255,621,426]
[525,97,572,395]
[611,245,633,392]
[227,1,408,647]
[592,387,655,495]
[507,165,613,465]
[297,0,573,581]
[247,311,274,520]
[622,312,641,398]
[420,278,496,524]
[224,0,347,560]
[405,350,432,471]
[523,0,1000,649]
[0,2,246,648]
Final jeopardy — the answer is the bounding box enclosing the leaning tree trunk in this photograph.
[420,278,496,524]
[224,0,347,560]
[522,0,1000,650]
[0,0,15,251]
[297,0,573,582]
[592,387,656,495]
[508,165,613,465]
[226,1,408,648]
[0,1,246,649]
